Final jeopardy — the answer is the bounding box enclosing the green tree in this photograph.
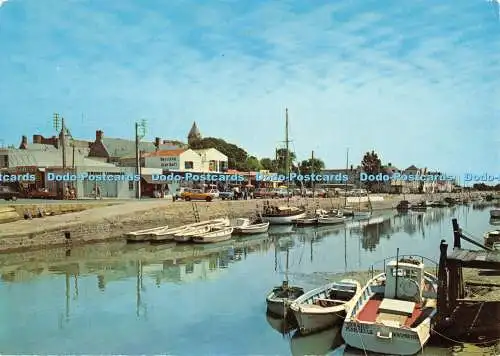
[361,150,382,191]
[275,148,296,174]
[189,137,248,170]
[260,158,274,170]
[245,156,262,171]
[299,158,325,175]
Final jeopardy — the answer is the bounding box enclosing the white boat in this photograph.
[317,215,346,225]
[266,280,304,318]
[192,227,234,243]
[125,225,169,242]
[484,230,500,250]
[173,218,230,242]
[233,218,270,234]
[294,217,318,226]
[261,206,307,225]
[150,220,219,243]
[353,211,371,219]
[290,279,360,335]
[490,209,500,219]
[342,258,438,356]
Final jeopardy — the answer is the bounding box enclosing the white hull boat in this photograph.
[233,220,270,234]
[490,209,500,219]
[126,225,169,242]
[173,218,230,242]
[484,230,500,250]
[266,281,304,318]
[317,215,346,225]
[261,206,307,225]
[342,258,438,356]
[192,227,234,243]
[150,219,227,243]
[290,280,360,335]
[294,217,318,226]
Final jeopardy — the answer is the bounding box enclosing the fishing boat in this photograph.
[173,218,230,242]
[484,230,500,250]
[233,218,270,234]
[125,225,169,243]
[290,280,360,335]
[411,202,427,212]
[317,214,346,225]
[342,256,438,356]
[353,211,371,219]
[192,227,234,243]
[266,239,304,318]
[490,209,500,219]
[294,216,318,226]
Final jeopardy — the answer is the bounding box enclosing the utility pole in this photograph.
[135,120,147,199]
[311,150,315,197]
[61,117,67,168]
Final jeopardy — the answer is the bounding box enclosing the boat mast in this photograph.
[285,245,289,282]
[285,108,290,205]
[344,148,348,207]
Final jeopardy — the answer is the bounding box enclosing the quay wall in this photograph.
[0,193,476,253]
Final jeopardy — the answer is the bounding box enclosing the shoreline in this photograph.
[0,192,484,253]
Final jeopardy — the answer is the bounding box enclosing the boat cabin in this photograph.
[384,259,425,303]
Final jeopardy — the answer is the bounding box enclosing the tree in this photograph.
[361,150,382,191]
[275,148,296,174]
[189,137,249,170]
[245,156,262,171]
[299,158,325,175]
[260,158,274,171]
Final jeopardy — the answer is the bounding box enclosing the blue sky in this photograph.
[0,0,498,176]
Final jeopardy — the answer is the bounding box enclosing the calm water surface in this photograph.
[1,204,499,355]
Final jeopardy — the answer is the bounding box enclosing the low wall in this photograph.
[0,193,467,253]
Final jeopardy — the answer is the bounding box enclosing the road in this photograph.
[0,198,133,205]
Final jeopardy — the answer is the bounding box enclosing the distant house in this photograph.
[88,130,157,164]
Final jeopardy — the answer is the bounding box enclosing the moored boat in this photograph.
[317,214,346,225]
[233,219,270,234]
[342,257,438,355]
[411,202,427,211]
[150,220,223,243]
[125,225,169,243]
[395,200,411,212]
[290,279,360,335]
[261,205,307,225]
[266,280,304,318]
[490,209,500,219]
[294,216,318,226]
[484,230,500,250]
[342,206,355,217]
[173,218,230,242]
[192,227,234,243]
[353,211,371,219]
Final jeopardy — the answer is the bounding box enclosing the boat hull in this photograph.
[317,217,345,225]
[262,212,307,225]
[294,309,344,335]
[266,286,304,318]
[233,222,270,234]
[490,210,500,218]
[342,320,430,356]
[192,234,232,243]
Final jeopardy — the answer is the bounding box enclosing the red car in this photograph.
[27,188,58,199]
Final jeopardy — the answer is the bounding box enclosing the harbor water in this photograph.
[0,204,499,355]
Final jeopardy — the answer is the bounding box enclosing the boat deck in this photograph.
[357,294,435,328]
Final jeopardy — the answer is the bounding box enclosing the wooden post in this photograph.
[452,218,461,249]
[437,240,449,319]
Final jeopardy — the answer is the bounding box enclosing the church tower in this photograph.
[187,121,201,145]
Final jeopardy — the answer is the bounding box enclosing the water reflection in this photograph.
[0,204,498,354]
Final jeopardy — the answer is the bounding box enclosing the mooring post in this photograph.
[451,218,461,249]
[437,240,449,320]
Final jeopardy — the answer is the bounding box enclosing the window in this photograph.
[128,181,134,190]
[1,155,7,168]
[184,161,194,169]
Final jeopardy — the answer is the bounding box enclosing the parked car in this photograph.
[0,185,20,201]
[219,190,234,200]
[173,187,188,200]
[180,189,213,202]
[254,188,270,199]
[26,188,58,199]
[207,189,220,199]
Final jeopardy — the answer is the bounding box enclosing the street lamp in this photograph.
[135,120,147,199]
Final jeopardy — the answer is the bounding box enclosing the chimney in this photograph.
[155,137,161,151]
[19,135,28,149]
[96,130,103,142]
[33,134,42,144]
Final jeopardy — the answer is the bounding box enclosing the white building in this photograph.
[144,148,228,173]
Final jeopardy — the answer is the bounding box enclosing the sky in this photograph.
[0,0,499,177]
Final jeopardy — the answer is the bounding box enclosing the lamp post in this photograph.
[135,119,147,199]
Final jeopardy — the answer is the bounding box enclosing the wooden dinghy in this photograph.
[290,279,360,335]
[317,215,346,225]
[173,218,230,242]
[484,230,500,250]
[266,281,304,318]
[150,218,227,243]
[192,227,234,243]
[126,225,169,243]
[233,218,270,234]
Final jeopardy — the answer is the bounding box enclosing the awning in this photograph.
[142,175,166,184]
